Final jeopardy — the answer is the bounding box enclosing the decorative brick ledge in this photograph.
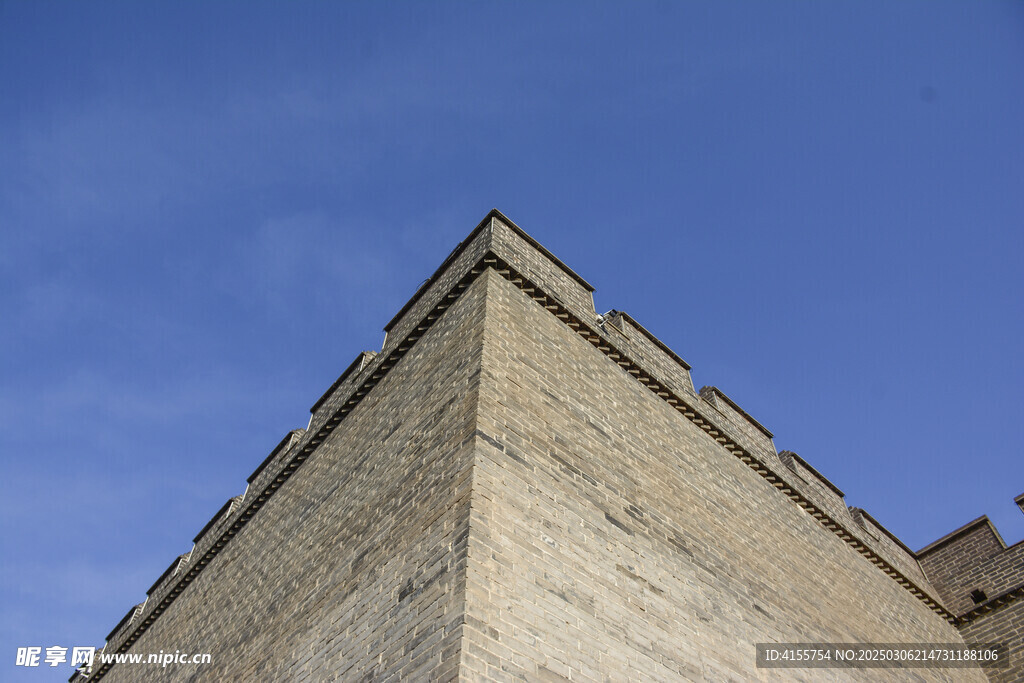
[479,252,958,625]
[959,583,1024,623]
[81,222,1002,678]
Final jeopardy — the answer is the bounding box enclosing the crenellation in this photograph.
[191,496,242,547]
[471,245,959,625]
[688,394,785,482]
[779,449,845,499]
[467,267,974,680]
[698,385,774,456]
[244,428,306,500]
[86,263,491,681]
[380,212,498,354]
[848,507,934,592]
[604,310,696,399]
[918,508,1024,618]
[104,602,145,650]
[914,493,1024,681]
[488,213,596,321]
[76,211,1018,682]
[779,449,849,523]
[145,553,190,599]
[307,351,376,435]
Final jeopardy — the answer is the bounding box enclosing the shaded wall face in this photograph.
[916,517,1024,681]
[921,528,1024,609]
[100,272,492,682]
[959,600,1024,683]
[464,271,980,682]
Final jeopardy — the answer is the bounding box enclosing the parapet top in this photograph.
[700,385,772,438]
[383,209,595,333]
[915,515,1008,556]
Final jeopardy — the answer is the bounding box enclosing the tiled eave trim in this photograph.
[309,352,373,415]
[83,251,964,680]
[702,386,773,440]
[81,253,499,682]
[479,254,957,625]
[786,450,845,499]
[956,583,1024,625]
[610,310,691,372]
[848,507,916,560]
[383,209,593,334]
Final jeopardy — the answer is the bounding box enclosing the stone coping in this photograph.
[82,213,988,679]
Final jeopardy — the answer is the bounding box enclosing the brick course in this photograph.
[918,510,1024,683]
[466,268,978,681]
[75,210,1017,682]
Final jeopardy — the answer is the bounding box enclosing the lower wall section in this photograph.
[959,601,1024,683]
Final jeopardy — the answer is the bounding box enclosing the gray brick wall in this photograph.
[916,505,1024,680]
[94,266,493,681]
[919,519,1021,616]
[960,599,1024,683]
[463,267,980,681]
[79,210,1017,682]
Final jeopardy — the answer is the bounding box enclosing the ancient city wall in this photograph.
[89,262,494,681]
[463,266,979,681]
[78,210,1018,681]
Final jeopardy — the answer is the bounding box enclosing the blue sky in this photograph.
[2,1,1022,679]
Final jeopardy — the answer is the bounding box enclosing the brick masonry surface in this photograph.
[78,210,1018,682]
[961,599,1024,683]
[918,515,1024,683]
[918,520,1023,616]
[464,268,983,682]
[92,263,492,681]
